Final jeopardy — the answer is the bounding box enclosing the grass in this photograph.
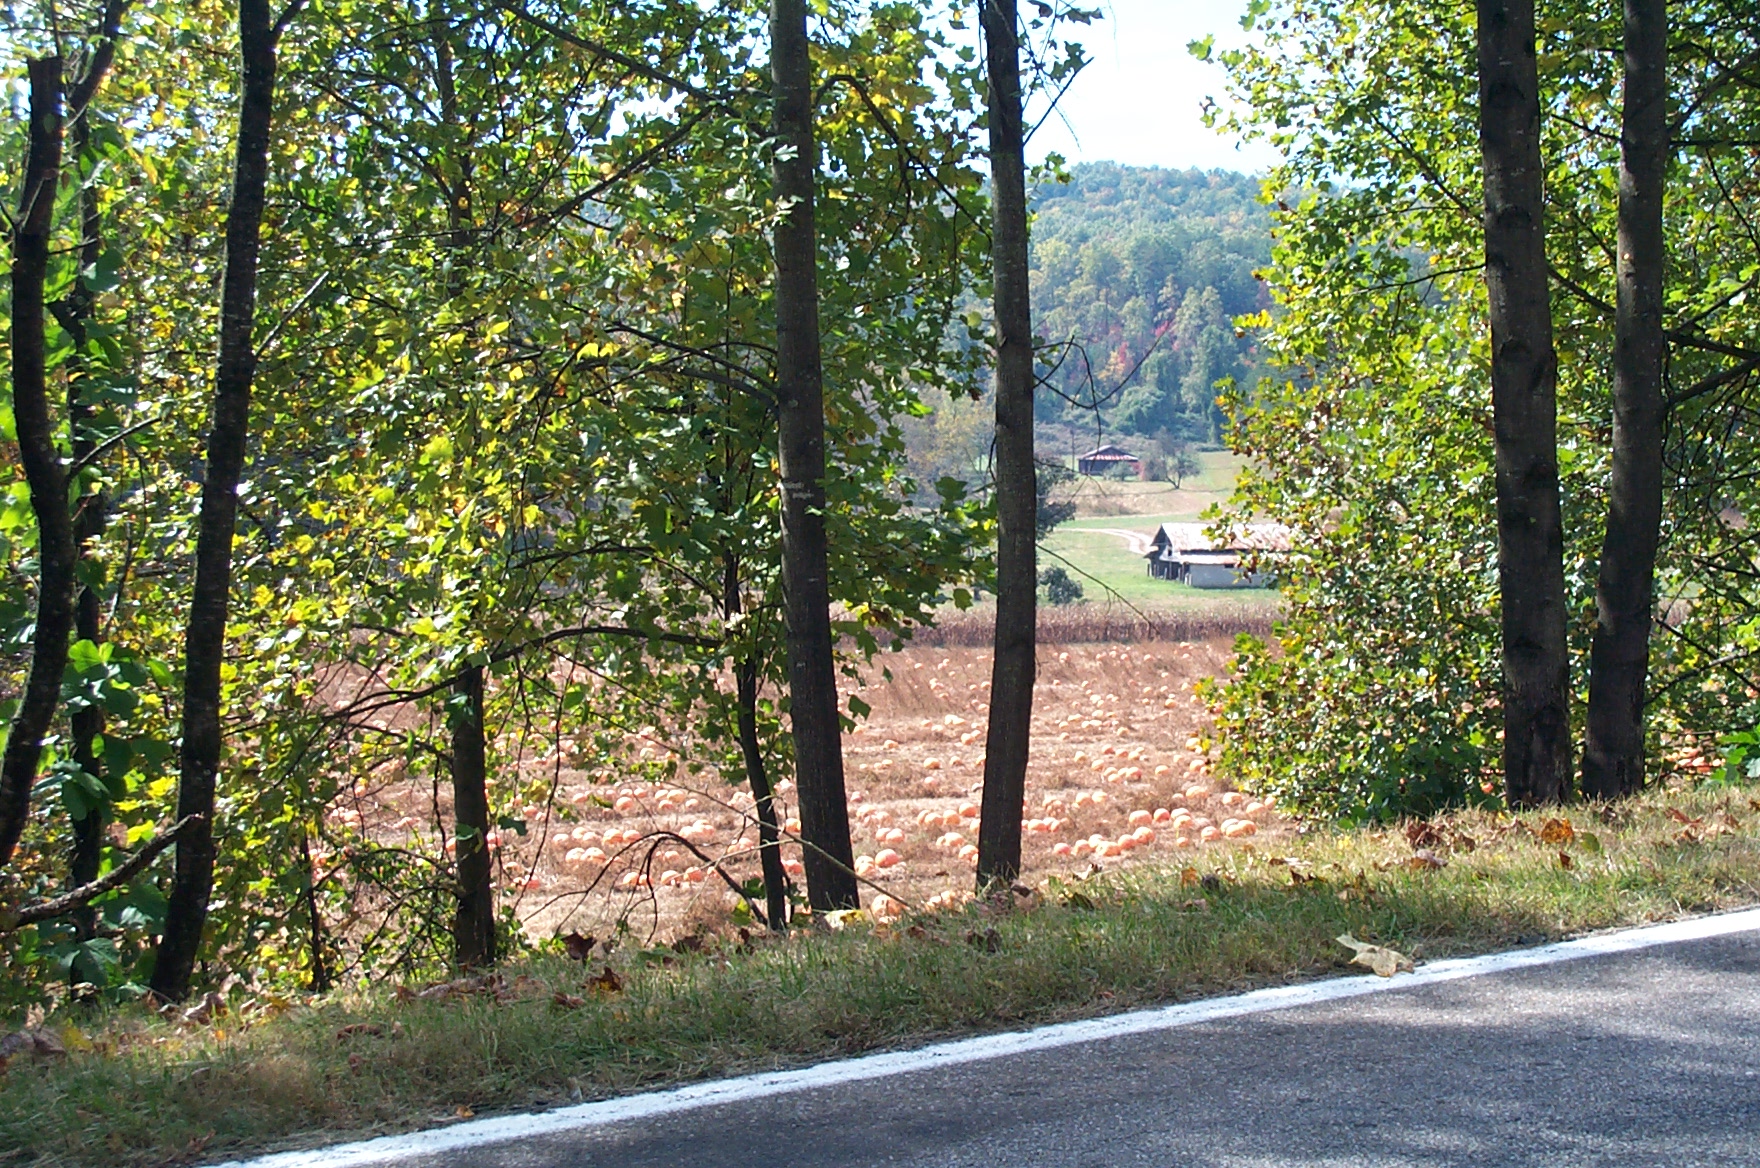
[1039,525,1283,613]
[6,783,1760,1166]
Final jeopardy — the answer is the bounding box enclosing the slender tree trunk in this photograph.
[738,659,790,931]
[978,0,1036,889]
[1476,0,1572,806]
[1582,0,1668,800]
[725,553,789,930]
[152,0,284,1000]
[66,107,112,939]
[432,1,495,966]
[0,59,74,871]
[770,0,856,911]
[449,664,495,967]
[298,825,331,991]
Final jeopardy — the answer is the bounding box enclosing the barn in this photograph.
[1144,522,1289,589]
[1077,444,1141,477]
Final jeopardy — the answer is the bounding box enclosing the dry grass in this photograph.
[6,783,1760,1166]
[912,606,1275,647]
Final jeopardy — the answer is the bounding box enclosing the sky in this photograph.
[1021,0,1283,176]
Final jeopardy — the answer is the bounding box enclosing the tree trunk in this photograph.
[727,553,789,930]
[1476,0,1572,807]
[769,0,856,911]
[739,658,790,931]
[432,1,495,967]
[1581,0,1668,801]
[450,664,496,968]
[0,58,74,871]
[66,105,112,939]
[978,0,1036,889]
[152,0,283,1000]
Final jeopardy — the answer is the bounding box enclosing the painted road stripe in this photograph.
[216,905,1760,1168]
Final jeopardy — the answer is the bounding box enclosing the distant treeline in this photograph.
[1030,163,1272,444]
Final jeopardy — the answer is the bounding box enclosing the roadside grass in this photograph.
[6,783,1760,1166]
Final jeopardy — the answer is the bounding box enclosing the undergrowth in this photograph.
[3,782,1758,1166]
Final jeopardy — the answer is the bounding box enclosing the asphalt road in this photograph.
[441,931,1760,1168]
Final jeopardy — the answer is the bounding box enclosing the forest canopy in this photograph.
[1029,162,1271,445]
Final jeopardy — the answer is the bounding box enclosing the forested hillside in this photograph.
[1029,163,1271,443]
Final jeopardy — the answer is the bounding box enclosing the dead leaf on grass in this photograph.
[1404,849,1447,872]
[1539,818,1575,845]
[552,992,586,1010]
[1557,850,1575,870]
[587,966,623,996]
[560,932,597,962]
[0,1028,66,1073]
[335,1023,383,1041]
[1405,822,1444,850]
[1336,934,1414,977]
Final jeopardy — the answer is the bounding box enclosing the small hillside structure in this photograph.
[1077,444,1140,477]
[1145,522,1289,589]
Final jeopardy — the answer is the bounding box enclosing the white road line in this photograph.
[215,906,1760,1168]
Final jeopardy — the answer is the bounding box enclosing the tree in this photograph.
[1581,0,1667,800]
[770,0,857,911]
[977,0,1035,890]
[153,0,300,1001]
[0,59,75,872]
[0,2,129,872]
[1476,0,1571,806]
[1200,0,1760,819]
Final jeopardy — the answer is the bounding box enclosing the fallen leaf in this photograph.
[587,966,623,996]
[1179,867,1200,886]
[1404,849,1447,872]
[180,991,227,1027]
[0,1028,66,1069]
[560,932,596,962]
[455,1106,475,1119]
[1405,822,1444,850]
[1336,934,1414,977]
[1577,832,1602,854]
[1539,818,1575,845]
[551,992,586,1010]
[335,1023,383,1041]
[1557,850,1575,870]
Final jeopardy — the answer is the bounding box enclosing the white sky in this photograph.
[1020,0,1282,175]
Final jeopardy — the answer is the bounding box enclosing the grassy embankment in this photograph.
[6,783,1760,1166]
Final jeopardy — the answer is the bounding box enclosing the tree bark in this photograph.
[725,555,790,930]
[0,58,73,871]
[1581,0,1668,800]
[449,664,496,968]
[978,0,1036,889]
[432,0,495,967]
[152,0,284,1000]
[738,658,791,931]
[66,103,113,939]
[769,0,856,911]
[1476,0,1572,807]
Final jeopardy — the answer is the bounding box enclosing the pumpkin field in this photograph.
[362,637,1288,945]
